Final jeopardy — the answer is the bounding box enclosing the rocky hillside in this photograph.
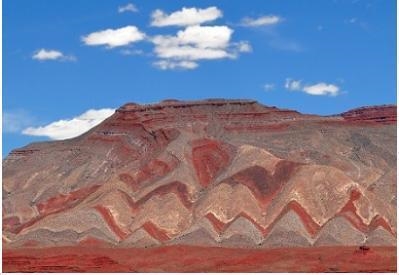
[3,99,397,248]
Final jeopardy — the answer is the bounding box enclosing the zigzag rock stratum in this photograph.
[3,99,397,249]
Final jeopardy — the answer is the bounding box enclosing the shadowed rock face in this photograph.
[2,99,397,248]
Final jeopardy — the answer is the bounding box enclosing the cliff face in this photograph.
[2,99,397,248]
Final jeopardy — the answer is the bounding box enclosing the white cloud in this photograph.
[3,110,36,133]
[80,7,250,70]
[235,41,252,53]
[285,78,302,91]
[153,60,198,70]
[240,15,281,27]
[303,83,340,96]
[151,25,250,70]
[118,3,138,13]
[82,26,145,48]
[172,25,232,48]
[284,78,340,96]
[155,45,231,60]
[22,109,115,140]
[151,6,222,27]
[152,25,234,60]
[263,83,275,91]
[32,49,76,61]
[33,49,62,60]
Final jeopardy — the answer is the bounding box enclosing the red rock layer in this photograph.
[94,205,129,240]
[119,154,179,191]
[341,105,396,124]
[115,181,193,215]
[3,216,21,233]
[110,99,304,134]
[135,181,192,210]
[205,199,321,237]
[3,246,396,272]
[338,189,395,235]
[141,221,170,242]
[8,185,101,234]
[37,185,101,216]
[206,211,268,236]
[223,162,301,207]
[191,139,233,187]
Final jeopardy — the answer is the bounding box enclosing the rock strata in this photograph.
[3,99,396,249]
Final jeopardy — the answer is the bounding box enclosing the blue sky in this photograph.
[3,0,396,156]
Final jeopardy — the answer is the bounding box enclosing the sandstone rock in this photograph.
[2,99,396,248]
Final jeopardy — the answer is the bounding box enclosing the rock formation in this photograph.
[3,99,397,250]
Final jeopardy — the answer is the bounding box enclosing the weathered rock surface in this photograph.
[2,99,396,248]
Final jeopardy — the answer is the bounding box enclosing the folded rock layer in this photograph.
[3,99,396,248]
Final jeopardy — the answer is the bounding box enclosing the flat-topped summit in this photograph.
[117,99,259,112]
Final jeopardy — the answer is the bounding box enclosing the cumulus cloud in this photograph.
[284,78,340,96]
[22,109,115,140]
[82,26,145,48]
[32,49,76,61]
[151,6,222,27]
[240,15,281,27]
[303,83,340,96]
[151,25,250,70]
[80,6,251,70]
[152,25,233,58]
[118,3,138,13]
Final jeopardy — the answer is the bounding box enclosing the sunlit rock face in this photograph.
[2,99,396,248]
